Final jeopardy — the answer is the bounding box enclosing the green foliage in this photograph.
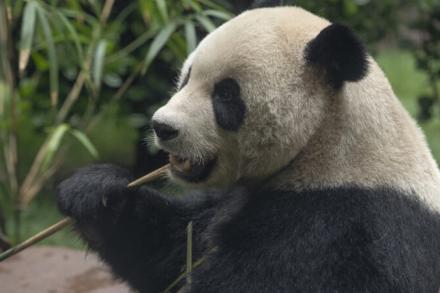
[377,49,440,162]
[0,0,232,243]
[291,0,409,47]
[376,50,428,116]
[407,1,440,121]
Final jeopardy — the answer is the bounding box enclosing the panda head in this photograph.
[151,7,368,187]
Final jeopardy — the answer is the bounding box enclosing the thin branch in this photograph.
[18,141,49,206]
[113,61,144,102]
[100,0,115,25]
[85,61,144,133]
[0,0,19,241]
[56,70,87,124]
[20,156,61,208]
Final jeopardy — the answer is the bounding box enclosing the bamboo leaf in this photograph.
[107,30,154,63]
[70,129,99,159]
[41,124,70,171]
[198,0,229,11]
[55,11,84,62]
[203,10,233,21]
[184,21,197,54]
[196,15,216,33]
[93,39,107,91]
[0,82,10,117]
[86,0,101,16]
[19,1,37,75]
[138,0,154,23]
[142,22,177,74]
[154,0,168,22]
[36,5,59,108]
[168,34,187,60]
[188,1,202,12]
[57,8,96,25]
[114,2,136,23]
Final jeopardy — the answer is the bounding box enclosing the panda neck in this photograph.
[267,71,440,211]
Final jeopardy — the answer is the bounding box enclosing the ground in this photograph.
[0,246,131,293]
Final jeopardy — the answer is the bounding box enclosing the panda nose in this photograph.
[153,121,179,141]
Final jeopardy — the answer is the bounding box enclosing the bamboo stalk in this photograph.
[100,0,115,25]
[162,253,210,293]
[186,221,193,287]
[0,0,20,243]
[0,164,169,262]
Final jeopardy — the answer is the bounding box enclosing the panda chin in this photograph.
[168,154,217,183]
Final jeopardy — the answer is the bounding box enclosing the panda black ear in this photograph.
[252,0,284,9]
[305,23,368,89]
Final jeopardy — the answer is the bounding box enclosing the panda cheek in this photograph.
[213,99,246,131]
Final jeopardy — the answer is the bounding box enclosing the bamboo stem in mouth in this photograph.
[0,164,170,262]
[127,164,170,188]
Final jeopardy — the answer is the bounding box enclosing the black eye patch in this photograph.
[179,66,192,90]
[212,78,246,131]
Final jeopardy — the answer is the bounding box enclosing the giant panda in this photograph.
[57,4,440,293]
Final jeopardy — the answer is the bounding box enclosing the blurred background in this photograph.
[0,0,438,250]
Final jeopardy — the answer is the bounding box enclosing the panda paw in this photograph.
[56,164,134,222]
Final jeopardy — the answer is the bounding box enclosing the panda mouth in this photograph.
[168,154,217,182]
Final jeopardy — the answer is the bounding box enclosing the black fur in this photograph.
[57,164,217,292]
[252,0,284,9]
[212,78,246,131]
[305,23,368,89]
[58,164,440,293]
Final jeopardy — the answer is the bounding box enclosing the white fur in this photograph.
[152,7,440,211]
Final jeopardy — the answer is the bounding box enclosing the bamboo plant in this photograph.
[0,0,231,245]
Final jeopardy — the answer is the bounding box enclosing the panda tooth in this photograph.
[169,154,193,174]
[169,154,178,166]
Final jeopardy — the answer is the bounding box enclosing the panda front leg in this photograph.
[56,164,215,293]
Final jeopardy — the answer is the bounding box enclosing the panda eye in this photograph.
[211,78,246,131]
[179,66,191,90]
[213,78,240,103]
